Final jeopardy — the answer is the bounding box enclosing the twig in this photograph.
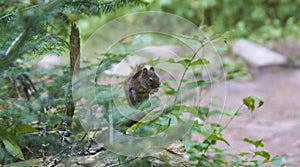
[172,38,211,106]
[222,104,244,130]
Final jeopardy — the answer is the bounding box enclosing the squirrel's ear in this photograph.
[149,67,155,71]
[142,68,148,76]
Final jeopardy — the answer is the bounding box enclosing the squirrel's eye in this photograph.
[149,77,153,82]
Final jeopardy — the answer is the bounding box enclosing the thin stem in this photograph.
[172,41,208,107]
[199,104,244,158]
[222,104,244,130]
[108,102,114,145]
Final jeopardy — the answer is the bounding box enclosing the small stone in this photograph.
[232,39,287,67]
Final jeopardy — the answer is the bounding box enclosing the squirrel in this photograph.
[124,64,160,108]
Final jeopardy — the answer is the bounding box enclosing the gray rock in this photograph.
[232,39,287,67]
[35,55,65,70]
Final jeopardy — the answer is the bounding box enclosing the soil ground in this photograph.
[219,41,300,165]
[208,66,300,165]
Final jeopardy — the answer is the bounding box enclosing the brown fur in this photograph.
[124,65,160,107]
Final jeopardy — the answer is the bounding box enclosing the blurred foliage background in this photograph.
[78,0,300,43]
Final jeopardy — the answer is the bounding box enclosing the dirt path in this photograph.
[210,66,300,165]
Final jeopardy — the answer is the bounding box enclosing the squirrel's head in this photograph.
[140,67,160,90]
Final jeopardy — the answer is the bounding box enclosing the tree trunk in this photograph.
[65,23,80,120]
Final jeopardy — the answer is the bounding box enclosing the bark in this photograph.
[65,23,80,119]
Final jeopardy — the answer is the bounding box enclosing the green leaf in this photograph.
[166,58,175,63]
[16,124,38,134]
[167,58,209,67]
[2,139,24,160]
[190,58,210,66]
[208,110,222,117]
[182,80,211,91]
[174,105,198,115]
[224,109,238,116]
[176,59,191,66]
[0,99,6,105]
[243,138,264,148]
[208,134,230,146]
[254,96,264,108]
[193,107,218,120]
[179,54,194,59]
[177,34,206,43]
[147,57,160,66]
[271,155,283,167]
[164,114,178,125]
[162,82,176,95]
[191,35,200,41]
[167,58,188,66]
[254,151,270,162]
[238,152,251,156]
[216,47,228,54]
[243,96,255,111]
[198,107,209,117]
[243,96,264,112]
[102,52,129,58]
